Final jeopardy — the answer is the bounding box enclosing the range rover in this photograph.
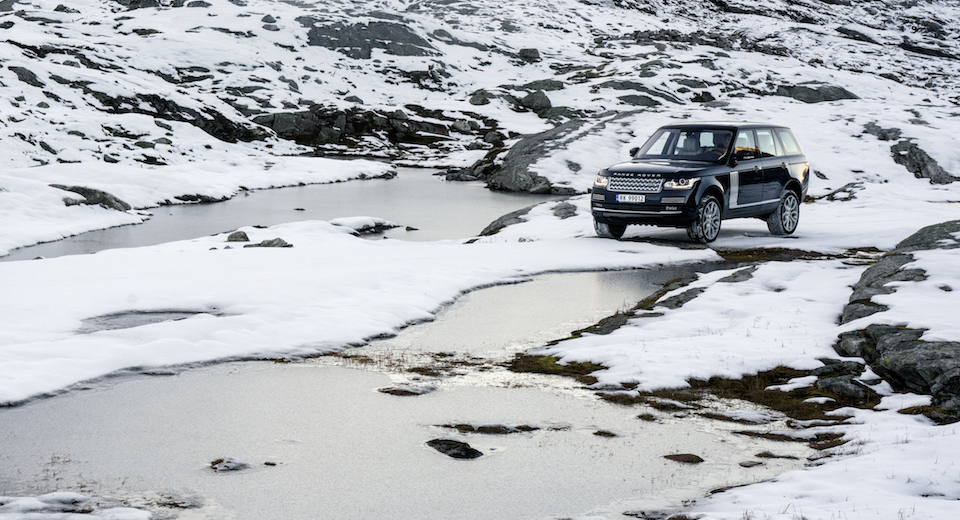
[591,123,809,242]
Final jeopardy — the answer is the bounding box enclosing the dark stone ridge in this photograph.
[50,184,131,211]
[486,119,587,195]
[775,83,859,103]
[426,439,483,459]
[837,220,960,423]
[299,19,437,59]
[252,105,451,148]
[890,140,959,184]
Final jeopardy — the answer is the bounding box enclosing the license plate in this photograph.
[616,194,645,203]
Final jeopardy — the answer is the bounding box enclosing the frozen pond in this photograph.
[0,166,811,519]
[1,167,557,261]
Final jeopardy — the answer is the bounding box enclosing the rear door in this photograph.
[729,129,764,207]
[757,128,788,203]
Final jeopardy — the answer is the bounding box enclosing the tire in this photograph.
[766,190,800,235]
[687,195,721,243]
[594,219,626,239]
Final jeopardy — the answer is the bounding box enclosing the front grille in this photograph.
[608,173,662,193]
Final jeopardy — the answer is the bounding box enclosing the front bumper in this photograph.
[590,189,696,227]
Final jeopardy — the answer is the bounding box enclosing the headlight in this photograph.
[594,174,609,188]
[664,178,698,190]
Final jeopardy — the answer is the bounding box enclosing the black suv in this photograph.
[591,123,809,242]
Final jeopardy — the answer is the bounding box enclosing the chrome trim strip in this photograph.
[596,208,683,216]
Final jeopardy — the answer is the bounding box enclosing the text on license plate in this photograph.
[616,194,645,203]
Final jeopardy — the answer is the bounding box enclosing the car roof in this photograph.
[657,122,790,131]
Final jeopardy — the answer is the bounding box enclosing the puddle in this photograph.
[0,362,810,520]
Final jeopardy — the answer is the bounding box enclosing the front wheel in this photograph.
[766,190,800,235]
[687,195,721,243]
[594,219,626,239]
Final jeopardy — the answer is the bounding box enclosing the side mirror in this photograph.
[629,147,639,158]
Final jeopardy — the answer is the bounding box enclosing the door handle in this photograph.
[781,162,787,168]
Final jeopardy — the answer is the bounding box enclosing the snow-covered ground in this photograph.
[2,0,960,519]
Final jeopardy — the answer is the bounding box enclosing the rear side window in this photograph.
[756,129,780,158]
[776,128,803,155]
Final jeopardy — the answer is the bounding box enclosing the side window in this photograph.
[776,128,803,155]
[733,130,758,160]
[756,128,779,158]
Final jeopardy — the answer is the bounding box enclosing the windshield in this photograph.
[635,129,733,162]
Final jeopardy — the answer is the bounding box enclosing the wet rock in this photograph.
[663,453,703,463]
[426,439,483,459]
[210,457,250,472]
[775,83,859,103]
[244,238,292,248]
[226,231,250,242]
[890,140,959,184]
[50,185,131,211]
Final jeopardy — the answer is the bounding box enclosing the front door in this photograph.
[730,129,763,207]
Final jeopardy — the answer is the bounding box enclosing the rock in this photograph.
[517,79,564,91]
[226,231,249,242]
[54,5,80,13]
[426,439,483,459]
[663,453,704,463]
[890,140,959,184]
[837,220,960,423]
[252,105,450,147]
[468,89,492,105]
[486,119,588,195]
[518,48,541,62]
[50,185,131,211]
[552,201,577,219]
[300,19,437,59]
[8,66,44,87]
[261,15,276,23]
[863,122,902,141]
[244,238,292,248]
[480,206,534,236]
[816,375,874,400]
[519,90,552,112]
[619,94,660,107]
[210,457,249,472]
[775,84,859,103]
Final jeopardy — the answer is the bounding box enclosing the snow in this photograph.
[1,0,960,519]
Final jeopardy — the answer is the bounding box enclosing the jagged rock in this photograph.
[775,84,859,103]
[890,141,959,184]
[837,220,960,423]
[299,19,437,59]
[426,439,483,459]
[486,119,587,195]
[252,105,449,147]
[50,185,131,211]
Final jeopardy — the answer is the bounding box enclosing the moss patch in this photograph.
[508,354,604,385]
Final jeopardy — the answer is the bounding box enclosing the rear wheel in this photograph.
[594,219,626,239]
[687,195,721,243]
[766,190,800,235]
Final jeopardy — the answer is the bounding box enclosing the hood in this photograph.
[604,159,720,176]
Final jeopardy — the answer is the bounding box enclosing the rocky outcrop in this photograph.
[837,220,960,423]
[890,140,959,184]
[51,185,131,211]
[775,83,859,103]
[298,18,437,59]
[252,105,453,148]
[485,119,588,195]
